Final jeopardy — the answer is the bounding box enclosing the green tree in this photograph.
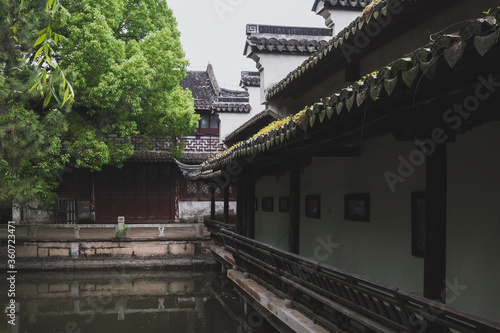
[0,0,198,208]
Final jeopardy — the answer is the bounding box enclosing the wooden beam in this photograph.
[289,165,301,254]
[424,143,447,303]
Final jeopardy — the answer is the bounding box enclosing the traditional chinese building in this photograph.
[16,65,252,224]
[198,0,500,331]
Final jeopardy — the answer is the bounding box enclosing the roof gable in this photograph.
[180,64,252,113]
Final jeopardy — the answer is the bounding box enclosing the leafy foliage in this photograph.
[0,0,198,207]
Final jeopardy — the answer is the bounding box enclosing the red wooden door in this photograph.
[95,163,174,223]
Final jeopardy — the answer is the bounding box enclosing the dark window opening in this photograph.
[195,114,219,136]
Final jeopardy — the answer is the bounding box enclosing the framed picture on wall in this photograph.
[344,193,370,222]
[262,197,274,212]
[279,197,289,213]
[305,195,321,218]
[411,191,426,258]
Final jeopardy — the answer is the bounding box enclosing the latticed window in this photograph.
[187,181,198,194]
[199,183,210,194]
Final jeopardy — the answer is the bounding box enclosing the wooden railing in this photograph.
[204,219,235,244]
[206,220,500,333]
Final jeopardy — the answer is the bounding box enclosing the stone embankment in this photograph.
[0,223,215,270]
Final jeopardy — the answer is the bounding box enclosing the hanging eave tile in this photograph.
[319,107,326,123]
[474,30,499,57]
[402,65,419,88]
[384,77,398,96]
[336,101,344,115]
[345,94,356,111]
[309,114,316,128]
[356,89,367,107]
[443,42,466,69]
[370,84,383,102]
[326,106,334,119]
[420,59,438,81]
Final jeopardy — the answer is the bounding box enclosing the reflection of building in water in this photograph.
[3,270,277,333]
[11,271,211,333]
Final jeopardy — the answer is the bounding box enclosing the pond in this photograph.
[0,269,278,333]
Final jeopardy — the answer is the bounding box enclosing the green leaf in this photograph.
[67,81,74,97]
[54,33,59,44]
[34,46,44,60]
[34,34,46,47]
[29,82,39,92]
[51,87,61,104]
[43,92,52,108]
[38,28,48,36]
[44,44,49,59]
[62,87,70,107]
[43,69,47,84]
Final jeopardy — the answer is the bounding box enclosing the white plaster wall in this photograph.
[326,10,363,34]
[219,113,251,143]
[300,134,425,292]
[179,201,236,223]
[219,86,262,144]
[255,174,290,251]
[247,85,262,114]
[447,121,500,322]
[259,54,312,105]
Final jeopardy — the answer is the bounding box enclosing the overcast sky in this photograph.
[168,0,325,89]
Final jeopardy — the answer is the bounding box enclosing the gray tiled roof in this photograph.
[240,71,261,87]
[181,64,251,113]
[244,24,333,56]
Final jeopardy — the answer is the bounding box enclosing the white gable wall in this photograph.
[259,54,313,106]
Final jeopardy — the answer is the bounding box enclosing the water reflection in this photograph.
[0,270,277,333]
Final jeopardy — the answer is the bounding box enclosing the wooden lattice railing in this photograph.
[206,219,500,333]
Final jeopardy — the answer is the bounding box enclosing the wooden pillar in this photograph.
[210,186,216,220]
[90,173,96,221]
[424,143,447,302]
[236,177,244,234]
[245,174,255,239]
[289,165,301,254]
[223,186,230,224]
